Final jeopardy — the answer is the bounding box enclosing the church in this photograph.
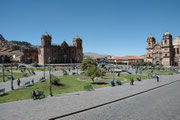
[145,31,180,66]
[38,32,83,64]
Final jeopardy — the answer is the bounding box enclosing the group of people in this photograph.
[32,90,40,100]
[109,80,122,87]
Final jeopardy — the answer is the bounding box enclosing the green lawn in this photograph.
[0,72,32,82]
[0,74,147,103]
[141,70,176,75]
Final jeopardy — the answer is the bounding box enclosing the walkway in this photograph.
[0,73,179,120]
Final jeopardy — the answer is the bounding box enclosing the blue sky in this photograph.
[0,0,180,56]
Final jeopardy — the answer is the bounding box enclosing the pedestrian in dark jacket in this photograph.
[17,79,21,87]
[32,79,34,85]
[157,75,159,82]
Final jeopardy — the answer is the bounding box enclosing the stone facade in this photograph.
[21,49,38,64]
[38,32,83,65]
[145,31,180,66]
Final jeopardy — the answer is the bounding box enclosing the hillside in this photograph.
[0,34,36,50]
[84,52,110,57]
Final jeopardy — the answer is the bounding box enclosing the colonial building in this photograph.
[145,31,180,66]
[173,36,180,66]
[38,32,83,64]
[107,56,143,64]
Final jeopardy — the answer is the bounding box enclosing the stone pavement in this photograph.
[0,74,179,120]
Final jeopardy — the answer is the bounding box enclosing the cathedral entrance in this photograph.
[156,61,160,65]
[64,55,67,63]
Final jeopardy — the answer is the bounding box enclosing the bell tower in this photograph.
[146,34,156,63]
[41,32,52,47]
[161,31,174,66]
[73,36,82,48]
[147,34,156,48]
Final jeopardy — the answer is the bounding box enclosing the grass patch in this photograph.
[0,74,147,103]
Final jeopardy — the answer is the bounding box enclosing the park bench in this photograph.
[23,73,28,77]
[63,72,68,75]
[39,78,46,82]
[151,74,157,78]
[32,71,36,75]
[23,81,31,87]
[72,72,76,75]
[8,75,14,80]
[84,85,94,91]
[31,91,45,100]
[0,88,5,95]
[6,70,10,72]
[168,72,173,75]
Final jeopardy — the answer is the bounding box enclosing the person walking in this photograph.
[156,75,159,82]
[17,79,21,87]
[32,79,34,85]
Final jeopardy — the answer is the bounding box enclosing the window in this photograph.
[149,55,150,57]
[149,43,151,46]
[165,40,167,44]
[177,48,179,54]
[165,54,167,57]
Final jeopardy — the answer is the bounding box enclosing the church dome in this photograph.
[164,31,171,35]
[73,35,82,42]
[41,32,52,39]
[148,34,155,38]
[44,32,49,36]
[173,36,180,45]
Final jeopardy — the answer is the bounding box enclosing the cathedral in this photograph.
[38,32,83,64]
[145,31,180,66]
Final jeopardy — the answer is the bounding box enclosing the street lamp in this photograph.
[48,57,52,96]
[10,56,14,90]
[43,62,46,79]
[76,65,78,74]
[2,56,5,82]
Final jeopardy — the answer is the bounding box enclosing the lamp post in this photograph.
[48,57,52,96]
[10,56,14,90]
[43,63,45,79]
[43,51,45,79]
[2,56,5,82]
[76,65,78,74]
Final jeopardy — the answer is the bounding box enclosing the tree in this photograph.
[81,58,103,83]
[85,65,102,83]
[80,58,97,71]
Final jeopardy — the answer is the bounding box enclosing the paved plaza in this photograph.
[0,73,180,120]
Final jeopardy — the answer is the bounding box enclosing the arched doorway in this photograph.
[156,61,160,65]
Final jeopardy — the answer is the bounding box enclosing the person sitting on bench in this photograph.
[137,77,141,81]
[116,80,122,85]
[110,80,115,87]
[32,90,37,100]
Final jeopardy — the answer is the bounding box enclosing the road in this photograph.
[59,79,180,120]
